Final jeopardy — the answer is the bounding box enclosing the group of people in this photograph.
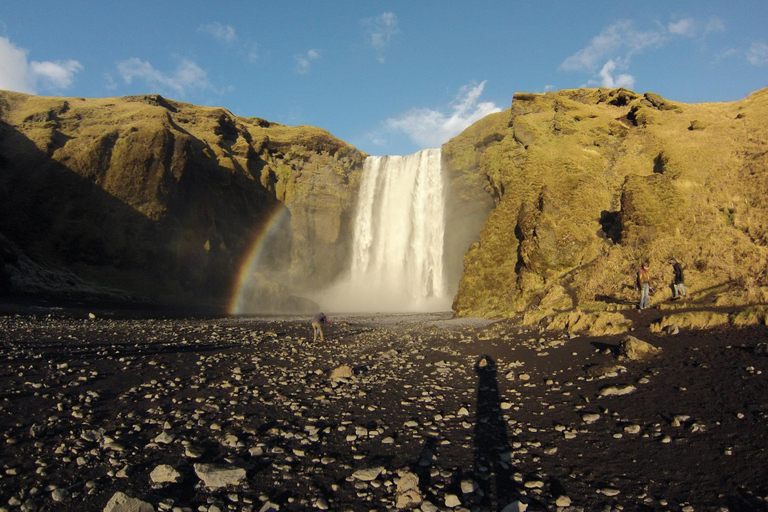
[636,258,687,309]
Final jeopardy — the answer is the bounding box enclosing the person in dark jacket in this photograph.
[669,258,687,299]
[311,312,332,342]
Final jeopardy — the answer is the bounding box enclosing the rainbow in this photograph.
[228,204,291,315]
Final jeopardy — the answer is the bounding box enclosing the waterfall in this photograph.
[321,148,451,312]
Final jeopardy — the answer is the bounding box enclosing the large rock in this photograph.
[618,336,660,361]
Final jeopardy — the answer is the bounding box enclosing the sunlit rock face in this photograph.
[0,91,364,306]
[445,87,768,318]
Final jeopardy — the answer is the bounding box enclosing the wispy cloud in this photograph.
[198,21,259,63]
[294,49,321,74]
[116,57,211,96]
[560,17,723,89]
[385,80,501,149]
[0,36,83,93]
[668,18,696,37]
[198,22,237,44]
[747,42,768,66]
[363,12,399,63]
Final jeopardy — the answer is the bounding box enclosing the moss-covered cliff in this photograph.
[0,91,365,306]
[445,87,768,319]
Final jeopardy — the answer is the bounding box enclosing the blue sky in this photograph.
[1,1,766,156]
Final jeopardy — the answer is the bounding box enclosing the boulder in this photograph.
[618,336,660,361]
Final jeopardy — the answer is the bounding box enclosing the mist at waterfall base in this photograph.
[315,148,454,313]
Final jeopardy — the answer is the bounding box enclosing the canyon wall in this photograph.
[0,91,365,307]
[444,87,768,319]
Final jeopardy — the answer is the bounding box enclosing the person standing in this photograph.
[311,312,332,342]
[670,258,687,299]
[637,262,651,309]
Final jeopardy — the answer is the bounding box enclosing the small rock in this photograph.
[501,501,528,512]
[194,463,246,489]
[444,494,461,508]
[329,365,354,380]
[150,464,182,484]
[103,492,154,512]
[51,488,69,502]
[598,384,637,397]
[352,466,383,482]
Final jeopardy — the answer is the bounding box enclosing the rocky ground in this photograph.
[0,302,767,512]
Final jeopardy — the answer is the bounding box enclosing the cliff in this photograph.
[445,87,768,321]
[0,91,365,308]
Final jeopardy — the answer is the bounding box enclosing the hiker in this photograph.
[670,258,687,299]
[637,261,651,309]
[311,312,332,342]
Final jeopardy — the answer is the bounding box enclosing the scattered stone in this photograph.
[352,466,383,482]
[395,471,421,509]
[103,491,154,512]
[329,365,354,380]
[51,488,69,502]
[581,413,601,424]
[150,464,182,484]
[501,501,528,512]
[194,463,246,489]
[598,384,637,397]
[445,493,461,508]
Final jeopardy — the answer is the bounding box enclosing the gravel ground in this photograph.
[0,303,767,512]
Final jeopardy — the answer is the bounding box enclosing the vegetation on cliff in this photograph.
[0,91,365,306]
[445,87,768,322]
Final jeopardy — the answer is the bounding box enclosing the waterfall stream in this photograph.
[321,148,451,312]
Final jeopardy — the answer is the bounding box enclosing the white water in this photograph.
[321,148,451,312]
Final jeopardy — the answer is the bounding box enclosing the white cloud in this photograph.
[199,22,260,64]
[560,17,724,90]
[294,49,321,74]
[198,22,237,44]
[668,18,695,37]
[598,60,635,89]
[0,36,83,93]
[116,57,211,96]
[386,81,501,149]
[364,12,399,63]
[30,60,83,89]
[747,42,768,66]
[704,17,726,35]
[560,20,664,73]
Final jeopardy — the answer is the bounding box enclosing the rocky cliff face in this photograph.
[0,91,365,307]
[445,87,768,319]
